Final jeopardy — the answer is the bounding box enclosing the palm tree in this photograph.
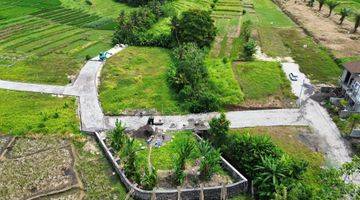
[326,0,340,17]
[317,0,326,11]
[339,8,351,24]
[354,12,360,33]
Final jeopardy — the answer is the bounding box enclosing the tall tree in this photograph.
[339,8,351,24]
[171,9,216,48]
[326,0,340,17]
[353,12,360,33]
[317,0,326,11]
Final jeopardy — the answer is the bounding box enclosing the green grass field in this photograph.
[0,89,79,135]
[99,47,184,115]
[233,61,293,102]
[247,0,341,84]
[0,0,113,85]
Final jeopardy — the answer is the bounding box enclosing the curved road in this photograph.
[0,46,353,168]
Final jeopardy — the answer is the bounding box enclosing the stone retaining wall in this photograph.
[94,132,248,200]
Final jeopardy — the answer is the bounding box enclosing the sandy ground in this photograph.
[276,0,360,58]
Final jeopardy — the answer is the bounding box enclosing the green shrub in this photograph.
[243,39,256,61]
[171,9,216,48]
[109,120,126,151]
[209,113,230,147]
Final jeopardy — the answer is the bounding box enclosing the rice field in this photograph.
[210,0,244,58]
[0,0,113,84]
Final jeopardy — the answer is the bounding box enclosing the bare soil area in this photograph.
[0,136,81,200]
[276,0,360,58]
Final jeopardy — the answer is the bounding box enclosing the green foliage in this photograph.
[168,43,220,113]
[123,137,139,181]
[243,39,256,61]
[317,0,326,11]
[339,7,351,24]
[240,20,252,43]
[171,9,216,48]
[198,141,222,181]
[112,6,172,47]
[209,113,230,147]
[118,0,153,6]
[326,0,340,17]
[109,120,126,152]
[140,166,158,190]
[307,0,315,7]
[173,137,194,184]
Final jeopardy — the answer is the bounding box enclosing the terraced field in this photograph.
[0,0,113,84]
[210,0,244,58]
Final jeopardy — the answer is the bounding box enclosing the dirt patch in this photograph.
[0,136,81,200]
[275,0,360,58]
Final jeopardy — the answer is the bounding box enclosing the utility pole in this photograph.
[298,79,305,107]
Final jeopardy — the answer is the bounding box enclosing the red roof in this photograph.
[344,61,360,73]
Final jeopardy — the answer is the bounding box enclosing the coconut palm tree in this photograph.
[354,12,360,33]
[326,0,340,17]
[339,8,351,24]
[317,0,326,11]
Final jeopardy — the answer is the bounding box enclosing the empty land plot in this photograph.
[232,61,294,108]
[0,137,79,200]
[0,135,127,199]
[248,0,342,84]
[99,47,184,115]
[0,89,79,135]
[0,0,113,85]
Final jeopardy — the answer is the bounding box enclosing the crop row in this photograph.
[22,30,86,53]
[0,23,62,46]
[3,26,75,50]
[38,37,86,56]
[0,20,49,39]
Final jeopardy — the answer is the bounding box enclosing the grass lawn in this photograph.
[232,61,293,103]
[0,89,79,135]
[252,0,295,28]
[136,131,201,170]
[74,136,128,199]
[230,126,325,183]
[99,47,184,115]
[60,0,136,19]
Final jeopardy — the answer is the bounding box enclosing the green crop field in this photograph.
[210,0,244,58]
[0,0,114,85]
[0,89,79,135]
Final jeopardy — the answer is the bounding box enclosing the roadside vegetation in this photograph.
[0,89,79,135]
[207,114,360,200]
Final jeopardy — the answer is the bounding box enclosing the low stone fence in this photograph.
[94,132,248,200]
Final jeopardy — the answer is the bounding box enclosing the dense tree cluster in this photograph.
[167,43,220,112]
[171,9,216,48]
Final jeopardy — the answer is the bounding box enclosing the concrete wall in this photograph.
[94,132,248,200]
